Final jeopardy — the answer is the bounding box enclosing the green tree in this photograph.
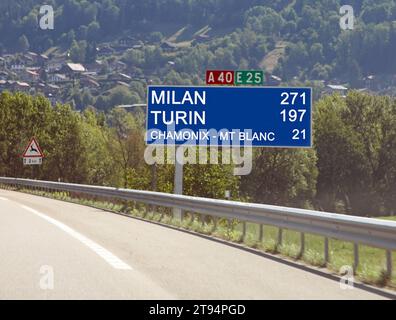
[70,40,87,63]
[241,149,317,207]
[106,108,147,188]
[314,92,396,216]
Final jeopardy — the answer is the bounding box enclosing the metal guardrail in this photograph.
[0,177,394,277]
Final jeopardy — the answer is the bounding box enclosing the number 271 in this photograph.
[281,92,306,105]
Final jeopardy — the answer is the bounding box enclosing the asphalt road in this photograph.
[0,189,393,300]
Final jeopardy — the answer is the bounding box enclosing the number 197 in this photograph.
[280,109,306,122]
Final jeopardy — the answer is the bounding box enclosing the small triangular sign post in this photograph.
[22,137,44,158]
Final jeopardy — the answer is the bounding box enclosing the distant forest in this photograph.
[1,0,396,83]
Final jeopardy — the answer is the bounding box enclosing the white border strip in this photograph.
[19,204,132,270]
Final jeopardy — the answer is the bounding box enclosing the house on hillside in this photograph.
[107,60,127,73]
[63,63,86,73]
[0,80,7,90]
[46,57,66,72]
[97,46,115,56]
[0,57,6,69]
[61,63,86,80]
[85,60,103,74]
[118,73,131,81]
[13,81,30,92]
[43,83,60,96]
[363,75,381,91]
[80,77,100,89]
[35,82,46,90]
[38,54,49,67]
[325,84,348,96]
[160,41,177,52]
[265,73,282,86]
[119,36,136,47]
[9,59,26,73]
[23,69,40,82]
[25,52,39,66]
[0,71,9,80]
[192,34,210,45]
[48,73,68,83]
[115,61,127,72]
[117,81,130,87]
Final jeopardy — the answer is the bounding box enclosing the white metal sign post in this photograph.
[173,146,183,220]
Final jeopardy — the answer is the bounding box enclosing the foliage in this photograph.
[314,92,396,216]
[240,149,318,207]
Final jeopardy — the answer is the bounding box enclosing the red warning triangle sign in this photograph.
[22,137,44,158]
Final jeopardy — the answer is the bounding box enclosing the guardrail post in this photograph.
[188,212,195,226]
[353,243,359,274]
[324,237,329,265]
[142,205,148,218]
[226,218,232,240]
[277,228,283,248]
[212,217,217,233]
[300,233,305,258]
[201,214,205,227]
[386,250,392,280]
[258,224,264,242]
[241,221,246,242]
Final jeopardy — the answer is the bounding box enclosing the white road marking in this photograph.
[19,204,132,270]
[0,196,9,201]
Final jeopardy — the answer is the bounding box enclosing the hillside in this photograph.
[1,1,396,110]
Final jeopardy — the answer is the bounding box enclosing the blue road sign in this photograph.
[146,86,312,147]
